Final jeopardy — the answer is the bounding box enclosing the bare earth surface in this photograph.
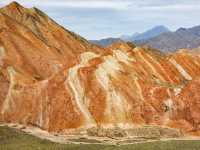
[1,1,200,139]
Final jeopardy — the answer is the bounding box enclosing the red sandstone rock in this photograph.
[1,2,200,135]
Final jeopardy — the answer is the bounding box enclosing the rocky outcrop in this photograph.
[1,2,200,136]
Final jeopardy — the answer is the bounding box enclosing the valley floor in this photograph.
[1,125,200,150]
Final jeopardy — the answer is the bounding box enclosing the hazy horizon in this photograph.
[0,0,200,40]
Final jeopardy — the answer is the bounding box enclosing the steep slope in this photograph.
[1,2,200,136]
[0,2,103,68]
[0,1,104,129]
[144,25,200,52]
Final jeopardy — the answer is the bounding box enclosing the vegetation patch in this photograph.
[0,126,200,150]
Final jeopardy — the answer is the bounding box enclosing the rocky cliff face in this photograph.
[1,2,200,135]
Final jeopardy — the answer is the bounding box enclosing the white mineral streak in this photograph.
[95,55,128,124]
[169,58,192,80]
[164,98,173,110]
[145,53,174,83]
[163,98,173,125]
[174,88,182,96]
[133,47,141,52]
[67,52,99,127]
[36,80,49,128]
[137,50,165,82]
[134,78,144,101]
[0,46,5,66]
[36,91,43,127]
[1,67,16,114]
[95,56,121,89]
[113,49,135,64]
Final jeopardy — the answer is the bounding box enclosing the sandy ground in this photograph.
[1,123,200,145]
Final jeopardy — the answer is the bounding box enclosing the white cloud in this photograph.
[1,0,200,11]
[0,0,200,39]
[0,0,132,10]
[141,4,200,11]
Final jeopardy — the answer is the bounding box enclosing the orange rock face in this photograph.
[1,2,200,135]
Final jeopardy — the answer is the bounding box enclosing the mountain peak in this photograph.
[0,1,26,16]
[154,25,169,30]
[130,25,170,41]
[4,1,24,10]
[177,27,186,31]
[147,25,169,33]
[120,25,170,42]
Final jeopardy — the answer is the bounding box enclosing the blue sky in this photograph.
[0,0,200,40]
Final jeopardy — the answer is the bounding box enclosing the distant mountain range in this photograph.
[121,25,170,42]
[144,25,200,52]
[90,25,200,53]
[90,25,170,47]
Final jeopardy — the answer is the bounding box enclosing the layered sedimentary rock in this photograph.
[1,2,200,135]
